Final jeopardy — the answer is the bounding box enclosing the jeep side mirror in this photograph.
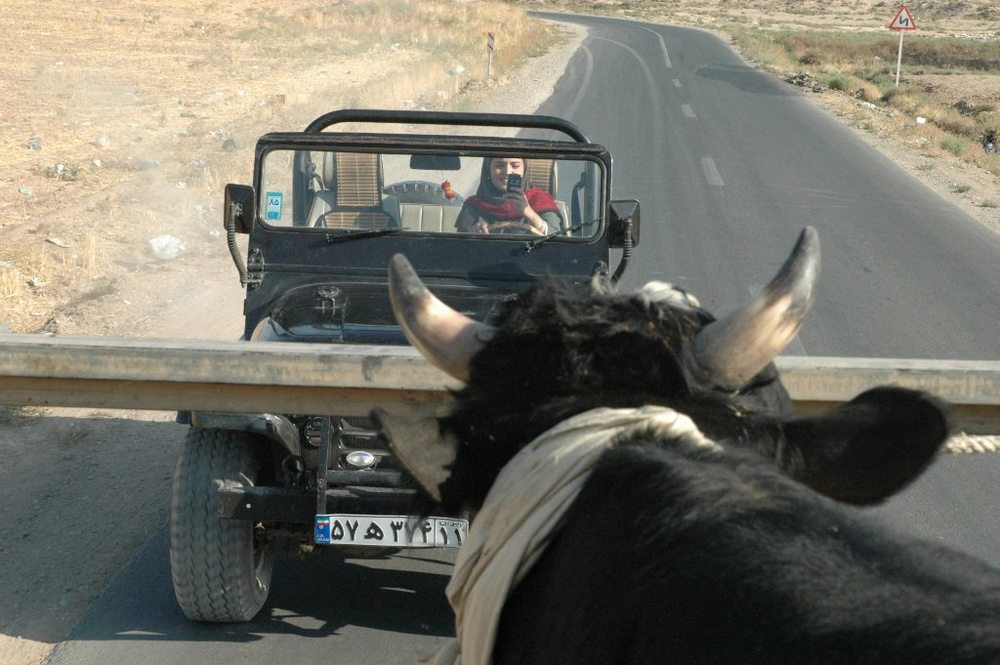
[223,184,256,234]
[608,199,640,248]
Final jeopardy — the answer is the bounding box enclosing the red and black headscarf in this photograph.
[461,157,560,221]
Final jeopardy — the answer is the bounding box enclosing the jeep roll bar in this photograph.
[303,109,591,144]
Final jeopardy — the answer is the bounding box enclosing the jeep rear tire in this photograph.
[169,427,274,622]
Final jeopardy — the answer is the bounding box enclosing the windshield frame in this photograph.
[253,133,612,242]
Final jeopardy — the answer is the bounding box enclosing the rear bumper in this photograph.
[217,485,419,522]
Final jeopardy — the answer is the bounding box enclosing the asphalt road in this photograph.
[534,13,998,362]
[47,531,456,665]
[47,13,1000,665]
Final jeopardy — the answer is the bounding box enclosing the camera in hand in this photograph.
[506,174,523,192]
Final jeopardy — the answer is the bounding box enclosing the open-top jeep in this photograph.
[170,109,640,622]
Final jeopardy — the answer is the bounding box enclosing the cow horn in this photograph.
[388,253,494,382]
[693,227,820,387]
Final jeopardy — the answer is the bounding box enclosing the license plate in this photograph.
[314,514,468,548]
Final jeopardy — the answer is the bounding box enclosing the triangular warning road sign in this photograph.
[888,4,917,30]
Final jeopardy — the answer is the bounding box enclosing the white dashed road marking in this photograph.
[638,25,672,69]
[701,157,724,187]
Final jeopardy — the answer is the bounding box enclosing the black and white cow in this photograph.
[383,228,1000,665]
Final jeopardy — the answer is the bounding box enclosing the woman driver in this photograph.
[454,157,563,236]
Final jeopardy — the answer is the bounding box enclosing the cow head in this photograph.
[384,227,950,513]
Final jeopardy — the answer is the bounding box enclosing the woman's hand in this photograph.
[503,190,529,215]
[501,192,545,235]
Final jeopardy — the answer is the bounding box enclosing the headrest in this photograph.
[525,159,557,194]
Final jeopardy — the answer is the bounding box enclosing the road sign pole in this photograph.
[895,30,904,87]
[486,31,495,80]
[888,4,916,86]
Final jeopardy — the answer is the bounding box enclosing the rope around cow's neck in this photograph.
[944,434,1000,454]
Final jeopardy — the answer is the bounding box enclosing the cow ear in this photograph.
[372,408,457,504]
[780,387,952,504]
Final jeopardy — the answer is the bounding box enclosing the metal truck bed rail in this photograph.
[0,334,997,433]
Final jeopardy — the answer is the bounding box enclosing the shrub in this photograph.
[941,135,967,157]
[826,74,850,91]
[851,81,882,102]
[882,86,926,114]
[935,109,978,135]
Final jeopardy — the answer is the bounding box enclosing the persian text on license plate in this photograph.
[314,514,468,548]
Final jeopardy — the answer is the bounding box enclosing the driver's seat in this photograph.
[309,153,398,229]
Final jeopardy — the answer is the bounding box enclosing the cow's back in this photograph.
[494,438,1000,665]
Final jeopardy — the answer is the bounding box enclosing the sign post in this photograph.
[888,4,917,87]
[486,32,495,79]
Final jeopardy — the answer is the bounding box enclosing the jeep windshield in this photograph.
[258,146,604,239]
[228,111,631,348]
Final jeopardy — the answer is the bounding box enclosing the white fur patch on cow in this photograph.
[430,406,714,665]
[637,280,701,311]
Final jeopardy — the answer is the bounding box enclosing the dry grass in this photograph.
[718,24,1000,182]
[0,267,22,305]
[0,0,556,333]
[0,228,107,304]
[776,31,1000,72]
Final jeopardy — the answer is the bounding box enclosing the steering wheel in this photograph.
[383,180,463,205]
[485,220,534,234]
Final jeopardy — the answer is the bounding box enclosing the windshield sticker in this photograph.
[265,191,283,221]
